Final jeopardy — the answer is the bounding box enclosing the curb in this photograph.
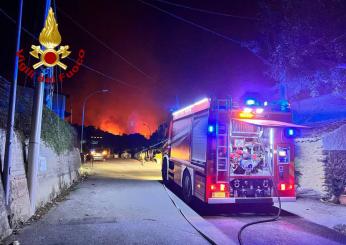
[166,188,236,245]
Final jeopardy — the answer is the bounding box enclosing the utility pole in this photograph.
[2,0,24,206]
[27,0,51,214]
[70,97,73,124]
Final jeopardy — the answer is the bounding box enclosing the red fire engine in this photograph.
[162,97,305,205]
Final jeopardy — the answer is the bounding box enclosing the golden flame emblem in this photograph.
[30,8,70,70]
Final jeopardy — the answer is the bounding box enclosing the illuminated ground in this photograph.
[5,159,219,245]
[5,159,346,245]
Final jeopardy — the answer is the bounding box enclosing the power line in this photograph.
[138,0,241,45]
[66,57,140,89]
[137,0,270,65]
[152,0,259,20]
[0,7,141,90]
[57,6,156,82]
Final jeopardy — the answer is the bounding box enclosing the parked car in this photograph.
[90,148,108,161]
[121,151,131,159]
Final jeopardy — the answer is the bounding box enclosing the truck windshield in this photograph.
[230,121,273,176]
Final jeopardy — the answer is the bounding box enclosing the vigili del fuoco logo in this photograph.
[17,8,85,83]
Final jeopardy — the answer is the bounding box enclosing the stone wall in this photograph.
[0,128,80,240]
[0,177,11,240]
[295,122,346,198]
[295,136,327,197]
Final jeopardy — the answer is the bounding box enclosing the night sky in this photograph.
[0,0,273,136]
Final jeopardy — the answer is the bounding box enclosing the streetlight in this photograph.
[80,89,109,153]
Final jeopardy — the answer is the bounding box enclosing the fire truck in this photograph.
[161,97,305,205]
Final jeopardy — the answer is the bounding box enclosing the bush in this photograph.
[324,151,346,198]
[0,80,77,155]
[41,107,78,154]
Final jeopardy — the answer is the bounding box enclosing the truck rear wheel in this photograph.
[182,171,192,204]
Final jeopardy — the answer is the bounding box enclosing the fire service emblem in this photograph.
[30,8,71,70]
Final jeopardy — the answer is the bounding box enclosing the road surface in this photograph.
[5,159,346,245]
[164,165,346,245]
[5,159,210,245]
[196,204,346,245]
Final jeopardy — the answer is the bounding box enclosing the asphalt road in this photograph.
[166,173,346,245]
[83,159,346,245]
[84,159,346,245]
[196,205,346,245]
[5,159,210,245]
[6,159,346,245]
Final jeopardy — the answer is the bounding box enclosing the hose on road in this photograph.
[236,160,282,245]
[161,184,217,245]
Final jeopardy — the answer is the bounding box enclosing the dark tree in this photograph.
[247,0,346,99]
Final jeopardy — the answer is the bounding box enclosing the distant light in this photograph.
[220,184,225,191]
[243,107,253,113]
[208,125,214,133]
[280,183,286,191]
[255,108,264,114]
[245,99,256,106]
[264,101,268,106]
[210,184,216,191]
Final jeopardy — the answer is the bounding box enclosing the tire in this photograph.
[162,158,169,185]
[182,171,192,204]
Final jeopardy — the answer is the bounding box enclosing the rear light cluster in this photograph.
[210,184,228,191]
[210,183,226,191]
[209,183,229,198]
[279,183,293,191]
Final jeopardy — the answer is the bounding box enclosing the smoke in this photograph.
[99,115,124,135]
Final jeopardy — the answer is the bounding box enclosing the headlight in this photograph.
[91,151,95,156]
[102,150,107,156]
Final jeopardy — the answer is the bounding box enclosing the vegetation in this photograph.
[41,107,78,154]
[324,151,346,199]
[246,1,346,99]
[1,105,77,155]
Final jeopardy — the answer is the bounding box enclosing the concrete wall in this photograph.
[0,128,80,239]
[37,144,80,207]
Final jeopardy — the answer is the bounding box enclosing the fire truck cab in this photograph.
[162,97,305,205]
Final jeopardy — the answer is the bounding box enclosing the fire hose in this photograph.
[237,159,282,245]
